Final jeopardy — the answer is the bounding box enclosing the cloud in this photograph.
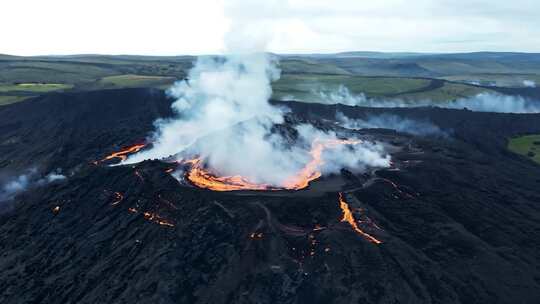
[2,0,540,55]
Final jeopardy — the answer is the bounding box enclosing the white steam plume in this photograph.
[447,93,540,113]
[313,85,540,114]
[0,169,66,203]
[125,1,390,186]
[336,112,446,137]
[523,80,536,88]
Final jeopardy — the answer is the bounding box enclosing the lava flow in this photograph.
[185,138,361,191]
[283,139,361,190]
[187,158,275,191]
[100,143,146,163]
[338,192,382,244]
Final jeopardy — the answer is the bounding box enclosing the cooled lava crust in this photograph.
[1,88,540,304]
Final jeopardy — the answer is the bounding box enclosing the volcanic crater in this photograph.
[1,88,540,303]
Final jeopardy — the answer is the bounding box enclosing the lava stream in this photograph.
[100,143,146,163]
[185,138,361,191]
[338,192,382,244]
[187,159,276,191]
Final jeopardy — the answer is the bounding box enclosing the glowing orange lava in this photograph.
[143,212,175,227]
[186,158,276,191]
[100,143,146,163]
[283,139,360,189]
[111,192,124,206]
[185,138,361,191]
[338,192,382,244]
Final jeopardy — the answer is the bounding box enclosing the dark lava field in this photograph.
[1,88,540,304]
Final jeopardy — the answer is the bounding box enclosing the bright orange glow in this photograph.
[186,158,276,191]
[283,139,360,189]
[185,138,360,191]
[128,207,174,227]
[338,192,382,244]
[143,212,175,227]
[111,192,124,206]
[100,143,146,162]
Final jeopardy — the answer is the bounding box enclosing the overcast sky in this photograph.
[2,0,539,56]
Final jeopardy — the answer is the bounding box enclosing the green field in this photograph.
[95,74,177,89]
[508,134,540,164]
[0,52,538,107]
[272,74,432,101]
[396,82,494,102]
[0,96,28,106]
[0,83,74,105]
[280,59,350,75]
[271,73,493,103]
[0,83,73,93]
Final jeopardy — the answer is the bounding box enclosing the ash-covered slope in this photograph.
[0,88,173,173]
[1,89,540,304]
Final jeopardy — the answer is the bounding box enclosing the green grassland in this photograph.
[0,55,192,105]
[0,83,74,105]
[272,74,431,99]
[442,74,540,87]
[0,52,538,106]
[508,134,540,164]
[0,83,73,93]
[0,96,28,106]
[93,74,176,90]
[271,73,493,103]
[279,59,350,75]
[395,82,494,103]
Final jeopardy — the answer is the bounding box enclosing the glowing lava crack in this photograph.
[185,138,362,191]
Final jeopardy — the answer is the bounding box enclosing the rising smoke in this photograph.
[314,85,540,113]
[0,169,66,203]
[336,112,447,137]
[125,1,390,186]
[523,80,536,88]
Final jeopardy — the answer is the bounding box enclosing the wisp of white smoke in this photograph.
[314,85,540,113]
[336,112,447,137]
[0,169,66,203]
[523,80,536,88]
[447,93,540,113]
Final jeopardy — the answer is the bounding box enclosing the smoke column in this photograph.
[125,1,390,186]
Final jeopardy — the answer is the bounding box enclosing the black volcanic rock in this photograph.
[1,89,540,304]
[0,88,173,173]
